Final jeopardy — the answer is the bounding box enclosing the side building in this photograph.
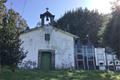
[75,40,96,70]
[75,40,120,71]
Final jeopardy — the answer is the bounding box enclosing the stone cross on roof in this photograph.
[46,8,49,11]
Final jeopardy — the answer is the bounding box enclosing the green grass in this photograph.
[0,69,120,80]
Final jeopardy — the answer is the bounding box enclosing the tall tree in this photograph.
[15,12,29,32]
[55,8,103,46]
[0,0,7,27]
[103,0,120,58]
[0,0,28,31]
[98,14,111,47]
[0,9,27,72]
[0,0,7,72]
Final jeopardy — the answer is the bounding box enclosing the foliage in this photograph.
[55,8,104,47]
[0,0,7,72]
[103,0,120,58]
[0,9,27,72]
[0,0,7,27]
[15,12,29,32]
[0,0,28,31]
[98,14,111,46]
[0,70,120,80]
[18,60,37,69]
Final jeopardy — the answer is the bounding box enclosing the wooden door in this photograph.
[41,52,51,70]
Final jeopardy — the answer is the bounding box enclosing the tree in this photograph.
[0,0,7,27]
[103,0,120,58]
[15,12,29,32]
[98,14,111,47]
[0,9,27,72]
[0,0,7,72]
[55,8,103,47]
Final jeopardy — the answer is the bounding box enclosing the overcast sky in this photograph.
[5,0,113,28]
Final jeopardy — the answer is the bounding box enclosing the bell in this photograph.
[46,17,49,21]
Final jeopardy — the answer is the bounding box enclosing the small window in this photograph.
[45,34,50,41]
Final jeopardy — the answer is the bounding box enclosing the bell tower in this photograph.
[40,8,55,26]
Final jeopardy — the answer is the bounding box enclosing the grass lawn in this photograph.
[0,69,120,80]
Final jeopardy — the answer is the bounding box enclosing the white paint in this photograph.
[116,66,120,70]
[106,54,114,66]
[99,66,106,71]
[95,48,106,70]
[95,48,120,70]
[20,25,75,69]
[95,48,106,66]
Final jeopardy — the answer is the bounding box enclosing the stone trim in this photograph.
[38,49,55,69]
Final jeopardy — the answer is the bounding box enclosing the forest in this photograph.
[55,1,120,58]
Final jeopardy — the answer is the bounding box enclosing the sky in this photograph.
[5,0,113,28]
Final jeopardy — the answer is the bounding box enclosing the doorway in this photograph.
[41,52,51,70]
[38,50,55,70]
